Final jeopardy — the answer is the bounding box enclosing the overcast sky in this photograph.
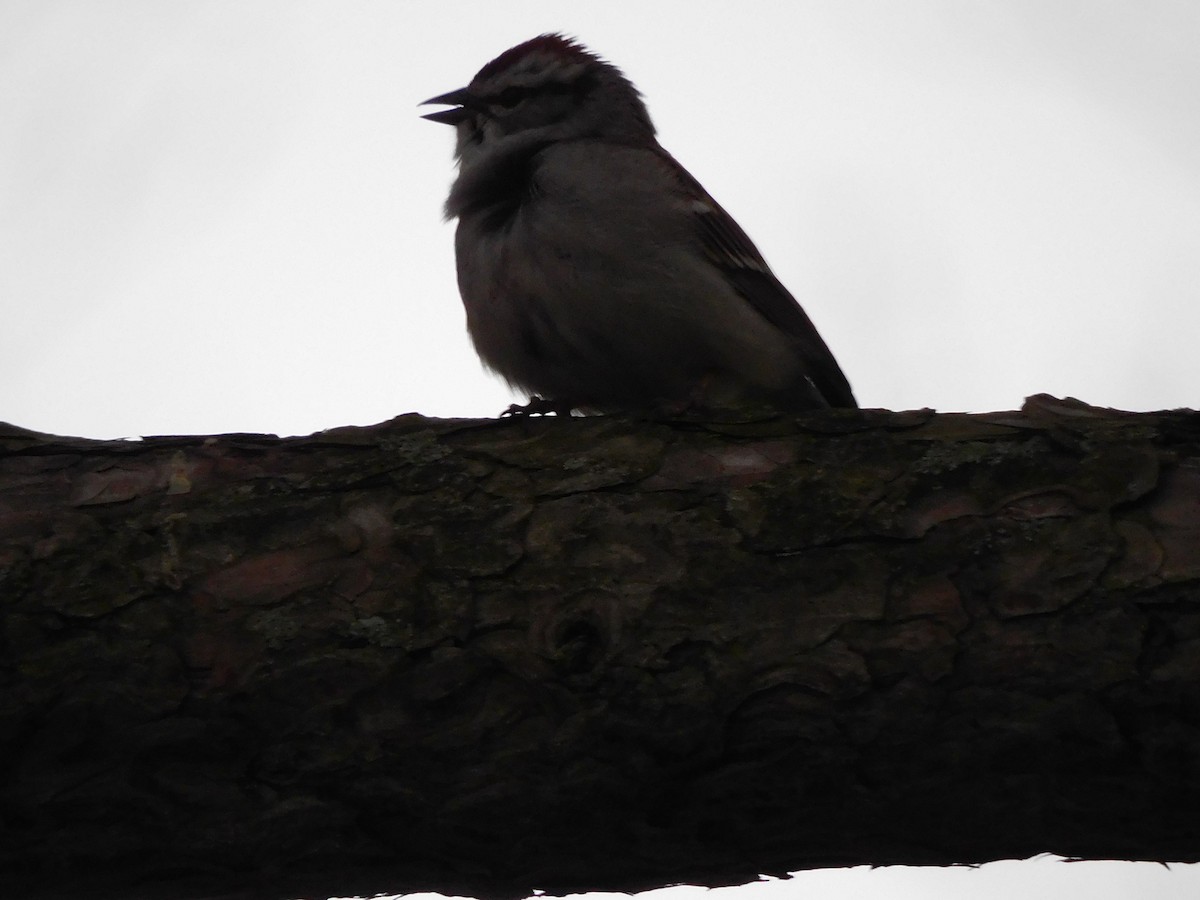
[3,1,1198,440]
[3,2,1199,898]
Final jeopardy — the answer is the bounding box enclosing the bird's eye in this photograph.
[491,86,530,109]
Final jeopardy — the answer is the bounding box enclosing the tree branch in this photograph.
[2,395,1198,900]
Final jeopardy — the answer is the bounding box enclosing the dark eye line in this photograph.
[487,79,586,111]
[491,85,531,108]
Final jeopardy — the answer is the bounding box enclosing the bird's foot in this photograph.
[500,396,577,417]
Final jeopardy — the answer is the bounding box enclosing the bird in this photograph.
[421,33,857,416]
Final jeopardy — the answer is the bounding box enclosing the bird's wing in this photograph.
[661,152,857,409]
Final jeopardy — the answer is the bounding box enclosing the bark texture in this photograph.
[1,395,1199,900]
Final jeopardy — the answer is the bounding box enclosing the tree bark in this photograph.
[1,395,1198,900]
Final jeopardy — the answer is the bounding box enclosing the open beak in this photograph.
[420,88,475,125]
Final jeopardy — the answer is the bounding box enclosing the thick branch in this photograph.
[1,396,1199,900]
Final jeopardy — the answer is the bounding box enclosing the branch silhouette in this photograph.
[2,395,1198,900]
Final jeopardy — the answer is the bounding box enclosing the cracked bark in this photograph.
[1,395,1199,900]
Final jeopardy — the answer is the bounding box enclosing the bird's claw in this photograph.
[500,396,576,417]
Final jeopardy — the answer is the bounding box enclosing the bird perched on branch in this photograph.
[422,33,857,416]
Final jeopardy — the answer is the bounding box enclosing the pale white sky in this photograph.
[3,1,1198,439]
[2,2,1198,898]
